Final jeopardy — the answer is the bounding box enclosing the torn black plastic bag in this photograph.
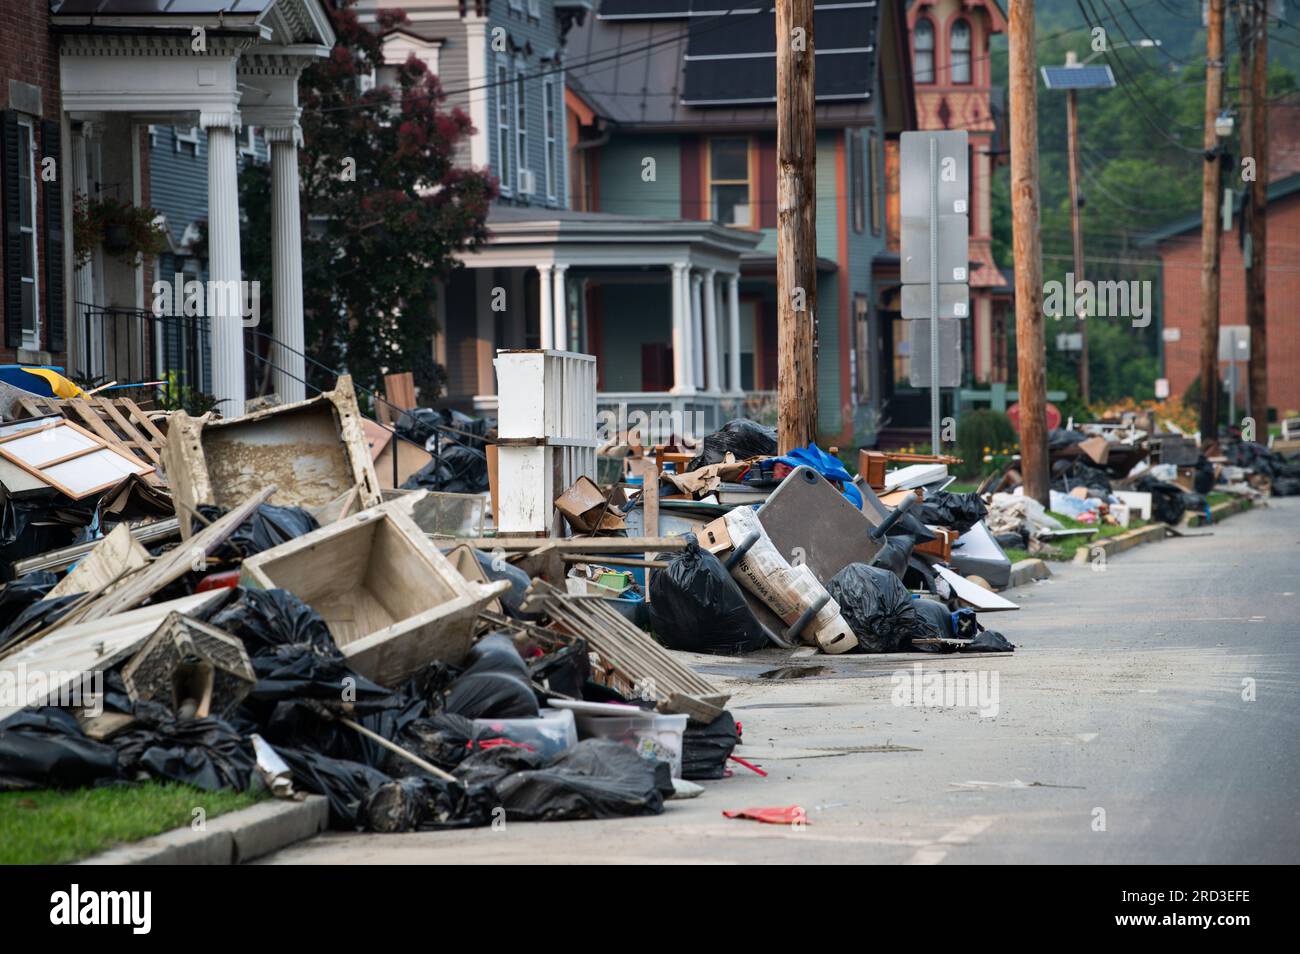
[205,587,338,657]
[529,641,590,699]
[0,707,120,791]
[402,443,489,494]
[361,774,495,832]
[0,592,82,651]
[276,745,393,829]
[199,503,318,559]
[649,541,767,654]
[903,598,956,652]
[686,419,777,472]
[916,491,989,534]
[0,571,57,633]
[492,739,666,821]
[112,703,254,792]
[386,713,482,773]
[826,563,920,653]
[462,548,540,620]
[453,745,547,786]
[961,629,1015,652]
[681,711,738,780]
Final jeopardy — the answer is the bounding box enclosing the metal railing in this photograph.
[75,302,209,410]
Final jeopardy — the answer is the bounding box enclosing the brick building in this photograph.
[1144,173,1300,423]
[0,0,67,366]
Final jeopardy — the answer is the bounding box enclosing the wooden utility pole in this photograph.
[1243,0,1269,423]
[776,0,817,453]
[1064,52,1089,405]
[1009,0,1049,505]
[1198,0,1226,443]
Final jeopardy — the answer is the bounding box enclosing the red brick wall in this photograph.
[1158,190,1300,420]
[0,0,62,364]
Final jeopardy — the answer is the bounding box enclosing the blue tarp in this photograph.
[776,444,863,509]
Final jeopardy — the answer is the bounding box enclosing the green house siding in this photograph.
[597,136,681,219]
[596,281,674,391]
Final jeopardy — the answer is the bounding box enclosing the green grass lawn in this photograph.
[0,783,263,865]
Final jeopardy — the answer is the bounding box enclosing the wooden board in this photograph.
[47,523,151,599]
[0,417,154,499]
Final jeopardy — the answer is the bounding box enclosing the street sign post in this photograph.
[900,130,969,450]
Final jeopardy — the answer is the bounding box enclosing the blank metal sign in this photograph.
[908,318,963,388]
[902,282,970,319]
[900,130,969,218]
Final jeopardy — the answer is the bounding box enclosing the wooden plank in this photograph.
[120,399,169,448]
[69,485,277,626]
[96,398,163,467]
[444,536,691,553]
[47,524,151,599]
[67,398,125,448]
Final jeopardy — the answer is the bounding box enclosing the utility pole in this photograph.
[1243,0,1269,424]
[1009,0,1049,505]
[776,0,817,453]
[1064,50,1089,406]
[1198,0,1226,444]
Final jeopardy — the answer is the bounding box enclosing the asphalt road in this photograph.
[261,496,1300,864]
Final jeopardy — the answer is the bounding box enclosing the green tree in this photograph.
[240,1,496,401]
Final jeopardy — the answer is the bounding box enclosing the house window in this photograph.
[17,118,39,348]
[951,19,972,84]
[892,316,911,386]
[515,65,529,195]
[496,59,513,195]
[708,138,751,227]
[850,131,865,234]
[914,19,935,84]
[854,295,871,404]
[869,130,882,235]
[527,0,540,18]
[174,125,201,155]
[543,77,559,201]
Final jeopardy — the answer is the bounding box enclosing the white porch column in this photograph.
[70,126,94,375]
[670,262,693,394]
[552,263,569,351]
[537,264,554,350]
[702,268,721,393]
[266,125,306,404]
[202,112,246,417]
[727,272,742,394]
[690,271,704,389]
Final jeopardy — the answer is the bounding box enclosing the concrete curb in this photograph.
[1183,496,1254,527]
[78,795,328,866]
[1072,523,1166,564]
[1005,558,1052,589]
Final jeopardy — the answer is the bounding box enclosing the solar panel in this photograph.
[1040,64,1116,90]
[682,1,879,106]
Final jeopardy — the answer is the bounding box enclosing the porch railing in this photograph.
[75,302,209,409]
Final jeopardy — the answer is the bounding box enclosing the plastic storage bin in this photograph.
[473,707,577,760]
[575,712,688,777]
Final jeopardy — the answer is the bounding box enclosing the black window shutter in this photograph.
[1,110,23,350]
[42,119,65,354]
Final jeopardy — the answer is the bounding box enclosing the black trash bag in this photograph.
[686,418,777,472]
[492,739,666,821]
[1134,476,1187,525]
[916,491,989,534]
[1194,455,1216,495]
[397,408,489,452]
[401,660,461,712]
[0,707,120,791]
[463,548,539,620]
[402,443,489,494]
[1048,428,1087,451]
[529,641,590,699]
[0,571,57,633]
[994,530,1027,550]
[205,587,338,657]
[1272,477,1300,496]
[0,500,87,579]
[0,592,82,651]
[1053,458,1112,496]
[961,629,1016,653]
[911,598,953,639]
[388,713,483,773]
[218,503,318,558]
[453,744,547,787]
[443,672,538,720]
[1181,492,1208,515]
[112,703,254,792]
[826,563,919,653]
[681,711,738,781]
[361,774,495,832]
[442,635,538,719]
[276,745,393,829]
[648,542,767,654]
[245,644,397,709]
[869,534,915,581]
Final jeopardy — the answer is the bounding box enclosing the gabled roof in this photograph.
[1137,171,1300,247]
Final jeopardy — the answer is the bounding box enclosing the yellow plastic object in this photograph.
[18,367,86,399]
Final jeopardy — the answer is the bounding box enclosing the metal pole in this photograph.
[929,137,940,451]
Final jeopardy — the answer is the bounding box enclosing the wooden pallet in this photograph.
[17,396,168,472]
